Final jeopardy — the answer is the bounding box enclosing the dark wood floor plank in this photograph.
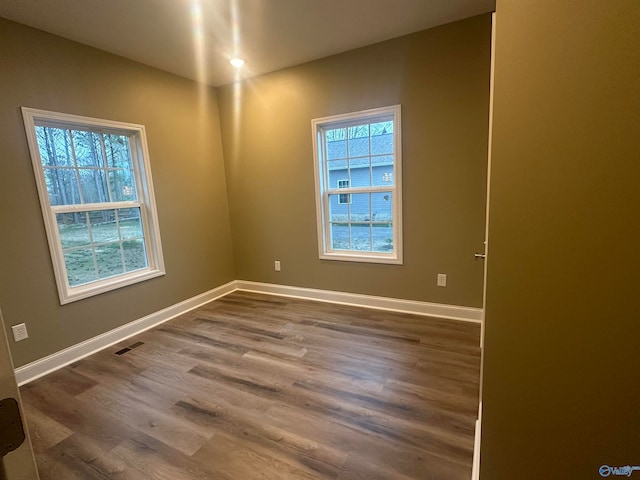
[21,381,137,452]
[76,383,212,456]
[44,433,141,480]
[139,363,275,414]
[194,431,327,480]
[263,402,466,480]
[173,394,347,478]
[20,291,480,480]
[21,402,73,454]
[111,430,234,480]
[34,451,87,480]
[382,378,479,417]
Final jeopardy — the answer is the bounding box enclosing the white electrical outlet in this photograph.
[274,260,281,271]
[11,323,29,342]
[437,273,447,287]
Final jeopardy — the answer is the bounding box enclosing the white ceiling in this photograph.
[0,0,495,87]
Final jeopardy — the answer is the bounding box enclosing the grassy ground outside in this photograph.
[58,219,147,286]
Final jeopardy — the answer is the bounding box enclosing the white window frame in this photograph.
[22,107,165,304]
[337,179,351,204]
[312,105,403,264]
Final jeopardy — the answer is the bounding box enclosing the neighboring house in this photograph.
[327,132,393,219]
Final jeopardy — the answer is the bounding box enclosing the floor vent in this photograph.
[114,341,145,356]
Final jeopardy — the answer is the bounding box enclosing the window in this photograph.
[337,179,351,204]
[22,108,165,304]
[312,105,402,264]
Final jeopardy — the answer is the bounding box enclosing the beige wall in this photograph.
[218,14,491,308]
[481,1,640,478]
[0,18,236,367]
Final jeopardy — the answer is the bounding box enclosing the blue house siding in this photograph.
[328,165,393,220]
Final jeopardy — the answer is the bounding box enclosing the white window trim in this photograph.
[337,179,351,204]
[22,107,165,304]
[311,105,403,265]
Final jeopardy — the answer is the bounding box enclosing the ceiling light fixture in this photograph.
[229,57,245,68]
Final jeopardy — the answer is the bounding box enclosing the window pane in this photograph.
[326,128,347,160]
[328,194,349,223]
[348,193,371,223]
[64,248,97,286]
[372,192,393,221]
[72,131,105,168]
[372,223,393,252]
[348,125,369,157]
[106,133,137,202]
[123,239,147,272]
[109,169,137,202]
[104,134,131,169]
[373,162,394,187]
[119,208,143,239]
[330,223,349,250]
[350,222,372,251]
[372,192,393,252]
[43,168,81,205]
[370,120,393,135]
[57,213,90,248]
[350,191,372,252]
[79,168,109,203]
[88,210,118,243]
[370,121,394,155]
[95,242,124,278]
[349,192,373,251]
[36,126,74,167]
[349,159,371,188]
[327,159,348,184]
[96,244,124,279]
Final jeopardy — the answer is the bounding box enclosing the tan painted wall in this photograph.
[0,18,236,367]
[481,1,640,478]
[217,14,491,308]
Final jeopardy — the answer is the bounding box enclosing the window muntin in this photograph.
[312,105,402,264]
[22,108,165,304]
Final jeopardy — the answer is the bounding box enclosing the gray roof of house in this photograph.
[327,133,393,170]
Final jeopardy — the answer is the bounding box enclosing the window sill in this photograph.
[319,252,403,265]
[58,268,166,305]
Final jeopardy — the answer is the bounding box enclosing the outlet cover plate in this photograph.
[11,323,28,342]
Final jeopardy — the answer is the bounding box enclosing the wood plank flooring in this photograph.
[19,291,481,480]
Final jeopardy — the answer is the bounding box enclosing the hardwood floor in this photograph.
[19,291,481,480]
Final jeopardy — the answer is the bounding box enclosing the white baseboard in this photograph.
[15,280,482,386]
[235,280,483,323]
[472,402,482,480]
[14,281,236,386]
